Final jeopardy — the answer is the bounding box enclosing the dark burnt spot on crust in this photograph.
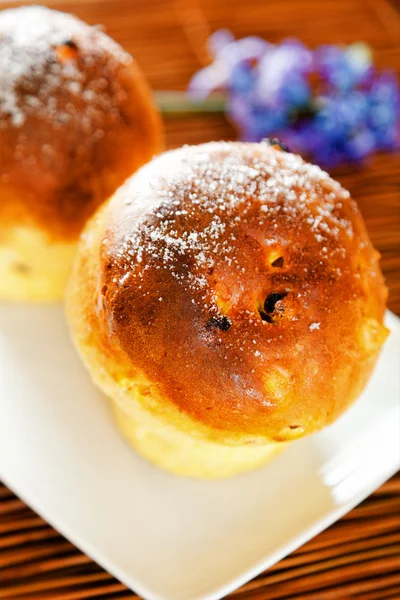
[63,39,78,50]
[259,292,287,323]
[264,292,287,313]
[271,255,284,268]
[55,39,79,62]
[207,315,232,331]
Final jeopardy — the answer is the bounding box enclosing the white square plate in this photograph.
[0,305,399,600]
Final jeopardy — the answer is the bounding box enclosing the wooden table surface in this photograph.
[1,0,399,598]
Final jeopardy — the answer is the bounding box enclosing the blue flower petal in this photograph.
[188,31,400,166]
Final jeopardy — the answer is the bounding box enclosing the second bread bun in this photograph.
[0,6,163,301]
[66,141,388,478]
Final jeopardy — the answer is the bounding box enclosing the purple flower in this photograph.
[256,40,312,107]
[368,71,400,150]
[316,43,373,91]
[207,28,235,56]
[188,31,270,99]
[188,30,400,166]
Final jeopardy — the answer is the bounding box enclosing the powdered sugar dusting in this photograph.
[0,5,132,129]
[112,142,354,316]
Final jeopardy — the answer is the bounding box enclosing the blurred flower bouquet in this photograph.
[188,30,400,167]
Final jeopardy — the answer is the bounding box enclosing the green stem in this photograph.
[155,91,322,123]
[154,91,226,116]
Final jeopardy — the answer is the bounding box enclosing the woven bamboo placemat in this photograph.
[1,0,399,597]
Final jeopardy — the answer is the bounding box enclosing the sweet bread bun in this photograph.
[0,6,163,301]
[66,141,388,478]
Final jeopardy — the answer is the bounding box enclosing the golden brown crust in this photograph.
[73,142,388,441]
[0,6,163,240]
